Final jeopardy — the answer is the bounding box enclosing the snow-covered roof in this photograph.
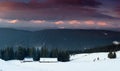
[23,58,33,61]
[40,58,57,62]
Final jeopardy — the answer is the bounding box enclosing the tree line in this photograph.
[0,44,119,61]
[0,46,70,62]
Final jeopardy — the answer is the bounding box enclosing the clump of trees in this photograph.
[57,50,70,62]
[108,51,116,59]
[83,44,120,53]
[0,46,70,62]
[33,48,40,61]
[0,47,14,61]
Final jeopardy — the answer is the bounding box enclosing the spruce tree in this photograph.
[2,47,14,61]
[58,50,70,62]
[50,48,59,58]
[40,47,49,57]
[15,47,25,60]
[33,48,40,61]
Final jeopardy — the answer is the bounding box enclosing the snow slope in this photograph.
[0,51,120,71]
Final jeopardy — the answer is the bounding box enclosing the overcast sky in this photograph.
[0,0,120,31]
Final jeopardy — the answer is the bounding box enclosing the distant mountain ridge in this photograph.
[0,28,120,50]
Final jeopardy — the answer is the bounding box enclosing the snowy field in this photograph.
[0,51,120,71]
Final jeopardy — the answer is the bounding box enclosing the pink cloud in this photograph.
[0,18,19,24]
[97,21,107,26]
[8,20,19,24]
[84,20,95,25]
[30,20,45,24]
[54,21,64,25]
[68,20,81,25]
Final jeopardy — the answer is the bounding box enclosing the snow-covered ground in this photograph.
[1,51,120,71]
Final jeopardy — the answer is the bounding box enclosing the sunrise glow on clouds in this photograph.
[30,20,45,24]
[54,21,64,25]
[84,20,95,25]
[0,18,115,30]
[0,0,119,31]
